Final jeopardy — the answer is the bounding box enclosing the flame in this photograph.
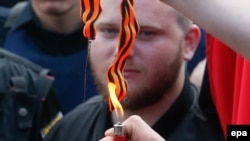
[108,82,124,118]
[106,0,139,121]
[80,0,139,121]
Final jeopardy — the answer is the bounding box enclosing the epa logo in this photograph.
[231,131,247,138]
[227,125,250,140]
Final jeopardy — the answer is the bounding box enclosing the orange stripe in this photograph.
[81,0,102,40]
[106,0,140,111]
[81,0,140,111]
[81,0,90,22]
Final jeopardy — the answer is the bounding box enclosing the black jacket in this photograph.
[43,75,224,141]
[0,49,62,141]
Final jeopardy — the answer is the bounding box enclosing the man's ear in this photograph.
[183,24,201,61]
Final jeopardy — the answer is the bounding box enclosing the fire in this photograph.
[105,0,139,121]
[81,0,139,121]
[108,82,124,118]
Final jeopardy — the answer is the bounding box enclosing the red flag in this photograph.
[206,34,250,137]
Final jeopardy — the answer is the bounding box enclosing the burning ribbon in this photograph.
[81,0,139,118]
[106,0,140,118]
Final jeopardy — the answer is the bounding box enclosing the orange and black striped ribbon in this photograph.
[106,0,140,111]
[80,0,102,40]
[81,0,140,111]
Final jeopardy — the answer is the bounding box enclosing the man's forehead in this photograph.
[98,0,177,25]
[98,0,121,22]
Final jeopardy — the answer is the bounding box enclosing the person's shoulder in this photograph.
[6,1,34,32]
[0,6,10,19]
[84,94,104,105]
[43,95,108,141]
[50,96,104,128]
[171,106,224,140]
[0,6,10,46]
[172,91,224,140]
[71,95,104,111]
[64,95,105,119]
[0,1,32,44]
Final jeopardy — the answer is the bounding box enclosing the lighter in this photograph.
[113,122,127,141]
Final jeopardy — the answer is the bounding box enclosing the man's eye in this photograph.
[137,31,156,40]
[138,31,155,37]
[100,28,119,38]
[102,28,118,34]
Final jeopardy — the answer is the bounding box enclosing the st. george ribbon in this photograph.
[81,0,140,140]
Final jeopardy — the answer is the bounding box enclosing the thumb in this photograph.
[122,115,165,141]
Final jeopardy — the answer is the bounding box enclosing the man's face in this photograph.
[32,0,79,15]
[90,0,189,110]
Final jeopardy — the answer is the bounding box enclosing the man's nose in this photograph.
[113,38,138,58]
[127,40,138,57]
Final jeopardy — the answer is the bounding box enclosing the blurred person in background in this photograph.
[3,0,98,114]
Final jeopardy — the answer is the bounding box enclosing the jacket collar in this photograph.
[10,2,34,33]
[152,73,198,138]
